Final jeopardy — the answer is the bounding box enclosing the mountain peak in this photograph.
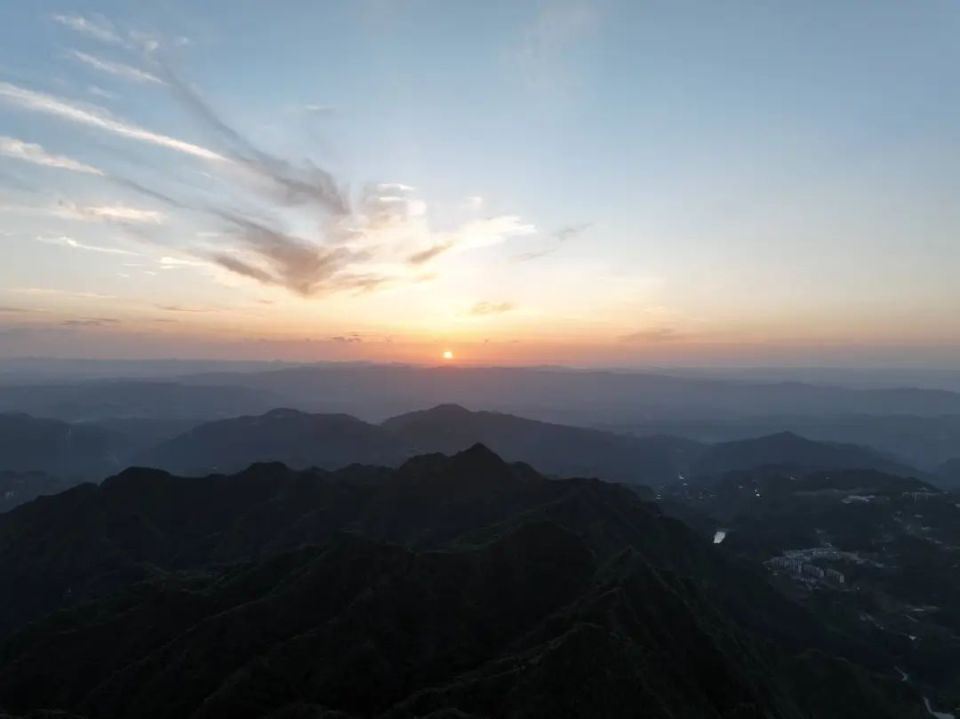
[450,441,508,467]
[262,408,310,420]
[763,431,807,443]
[100,466,175,495]
[396,443,522,493]
[424,403,473,417]
[103,465,173,484]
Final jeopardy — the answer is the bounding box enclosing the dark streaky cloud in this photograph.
[61,318,120,328]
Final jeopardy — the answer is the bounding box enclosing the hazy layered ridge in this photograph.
[134,405,920,489]
[0,402,941,513]
[176,365,960,422]
[3,363,959,472]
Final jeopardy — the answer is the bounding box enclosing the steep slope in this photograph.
[0,471,75,513]
[0,447,931,718]
[383,403,703,486]
[0,530,921,719]
[138,408,414,475]
[667,467,960,713]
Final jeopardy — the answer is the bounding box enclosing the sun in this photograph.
[442,350,455,361]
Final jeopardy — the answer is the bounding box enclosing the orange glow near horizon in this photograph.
[442,350,455,361]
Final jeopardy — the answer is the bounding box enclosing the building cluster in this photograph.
[766,554,845,586]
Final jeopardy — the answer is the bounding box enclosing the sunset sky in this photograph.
[1,1,958,366]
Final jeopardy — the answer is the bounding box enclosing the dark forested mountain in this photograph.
[0,414,197,510]
[383,403,704,486]
[936,458,960,489]
[138,404,701,485]
[665,467,960,714]
[139,408,414,475]
[0,447,930,718]
[0,471,74,513]
[690,431,916,478]
[0,414,123,479]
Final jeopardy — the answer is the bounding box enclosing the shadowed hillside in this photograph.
[383,403,704,486]
[690,431,916,478]
[138,408,414,475]
[0,446,930,718]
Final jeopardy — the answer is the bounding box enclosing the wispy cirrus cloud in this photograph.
[513,222,589,261]
[158,256,206,269]
[84,205,163,224]
[35,234,139,256]
[0,135,104,175]
[69,51,163,85]
[2,200,163,226]
[302,103,336,114]
[54,201,164,224]
[0,64,540,299]
[513,1,598,93]
[404,216,535,265]
[0,81,224,162]
[51,14,164,53]
[157,73,537,290]
[455,216,536,250]
[157,304,210,313]
[160,68,349,213]
[10,287,116,300]
[209,213,369,296]
[408,242,453,265]
[87,85,116,100]
[469,301,514,316]
[51,14,126,47]
[209,253,276,286]
[201,194,536,293]
[61,317,119,327]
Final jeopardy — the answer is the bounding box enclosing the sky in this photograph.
[0,0,958,367]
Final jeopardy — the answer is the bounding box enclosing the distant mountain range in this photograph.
[4,362,960,472]
[174,364,960,422]
[5,365,960,425]
[0,405,931,503]
[0,381,274,422]
[689,430,915,477]
[137,408,414,475]
[0,446,930,718]
[0,413,194,484]
[135,405,916,489]
[383,403,704,485]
